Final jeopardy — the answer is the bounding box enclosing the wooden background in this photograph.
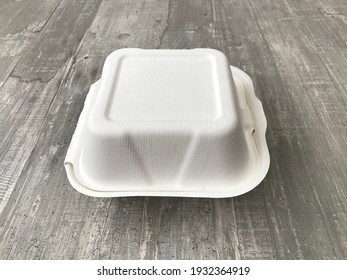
[0,0,346,259]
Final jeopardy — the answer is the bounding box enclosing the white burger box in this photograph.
[64,48,269,197]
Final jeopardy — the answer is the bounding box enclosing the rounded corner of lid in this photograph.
[210,48,230,63]
[104,48,133,65]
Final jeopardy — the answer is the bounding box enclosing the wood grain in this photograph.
[0,0,346,259]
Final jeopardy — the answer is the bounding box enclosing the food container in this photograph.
[64,48,269,197]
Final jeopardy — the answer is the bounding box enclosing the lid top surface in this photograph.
[92,49,237,130]
[108,55,221,121]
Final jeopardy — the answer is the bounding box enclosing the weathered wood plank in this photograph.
[0,0,60,87]
[0,0,346,260]
[0,0,103,212]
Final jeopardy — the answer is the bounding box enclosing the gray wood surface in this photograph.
[0,0,346,259]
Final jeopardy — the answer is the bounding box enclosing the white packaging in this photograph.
[65,48,269,197]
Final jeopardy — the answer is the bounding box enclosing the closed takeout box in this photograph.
[64,48,269,197]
